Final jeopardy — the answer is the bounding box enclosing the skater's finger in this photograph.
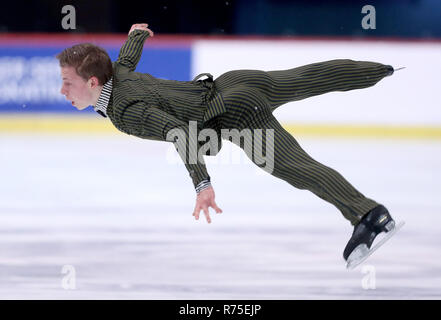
[193,207,200,220]
[129,24,152,36]
[203,207,211,224]
[212,202,222,214]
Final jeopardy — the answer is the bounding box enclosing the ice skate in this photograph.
[343,205,404,270]
[385,65,406,77]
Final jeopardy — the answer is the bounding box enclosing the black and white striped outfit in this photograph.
[95,29,392,225]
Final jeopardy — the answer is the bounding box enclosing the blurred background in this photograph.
[0,0,440,299]
[1,0,441,37]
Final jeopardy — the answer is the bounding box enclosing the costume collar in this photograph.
[94,77,113,117]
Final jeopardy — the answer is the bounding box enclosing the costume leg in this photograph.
[215,59,391,112]
[223,113,379,226]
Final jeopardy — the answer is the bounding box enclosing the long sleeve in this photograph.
[122,102,211,189]
[116,29,151,71]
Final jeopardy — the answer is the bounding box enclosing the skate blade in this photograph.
[346,220,405,270]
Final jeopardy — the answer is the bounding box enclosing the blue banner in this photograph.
[0,45,192,113]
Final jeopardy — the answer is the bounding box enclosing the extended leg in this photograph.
[227,114,379,225]
[215,59,391,112]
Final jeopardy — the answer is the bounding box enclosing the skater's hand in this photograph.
[193,186,222,224]
[128,23,154,37]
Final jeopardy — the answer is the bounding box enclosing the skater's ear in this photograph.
[87,75,101,89]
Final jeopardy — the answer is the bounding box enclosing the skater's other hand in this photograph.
[193,186,222,224]
[128,23,154,37]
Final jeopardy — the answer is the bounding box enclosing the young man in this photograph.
[57,23,402,268]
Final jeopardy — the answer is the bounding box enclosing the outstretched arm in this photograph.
[116,23,154,71]
[145,107,223,224]
[122,103,223,223]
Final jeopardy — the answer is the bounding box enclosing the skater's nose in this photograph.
[60,84,68,96]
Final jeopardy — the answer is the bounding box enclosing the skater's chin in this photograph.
[73,102,89,110]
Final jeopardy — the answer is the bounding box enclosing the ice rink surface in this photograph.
[1,132,440,299]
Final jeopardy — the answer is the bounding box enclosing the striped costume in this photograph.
[96,29,392,225]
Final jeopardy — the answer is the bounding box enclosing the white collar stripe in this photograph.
[94,77,113,117]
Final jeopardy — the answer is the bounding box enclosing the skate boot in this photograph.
[343,204,404,269]
[385,65,394,76]
[385,65,406,77]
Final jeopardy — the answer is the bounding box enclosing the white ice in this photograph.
[1,131,440,299]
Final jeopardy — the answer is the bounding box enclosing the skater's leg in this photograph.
[226,113,379,225]
[215,59,391,112]
[266,59,391,109]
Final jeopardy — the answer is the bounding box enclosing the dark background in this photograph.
[0,0,440,38]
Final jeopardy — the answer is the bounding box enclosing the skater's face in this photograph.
[60,66,100,110]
